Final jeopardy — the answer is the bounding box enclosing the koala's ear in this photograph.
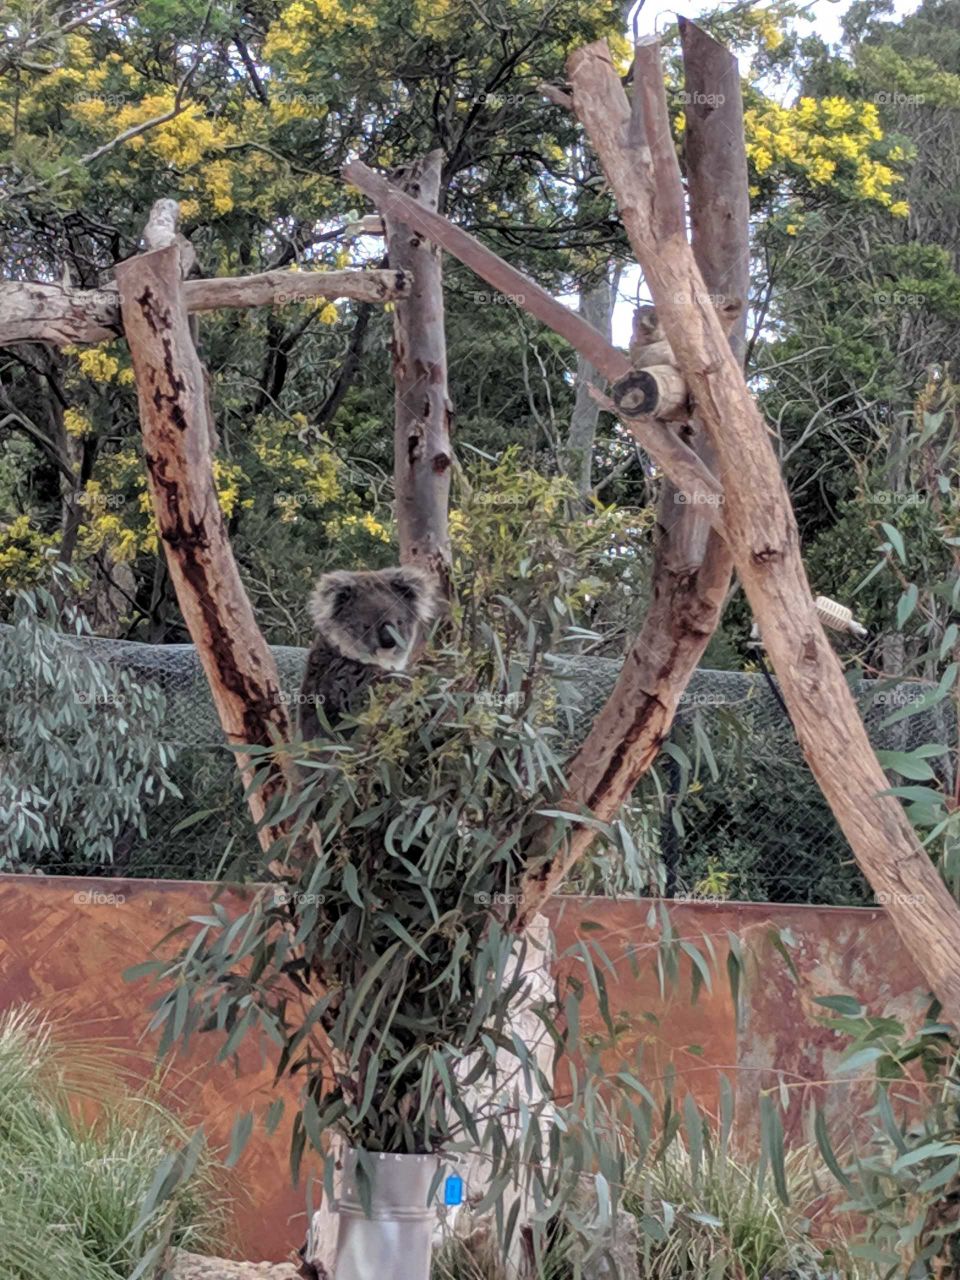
[385,566,440,621]
[309,571,354,627]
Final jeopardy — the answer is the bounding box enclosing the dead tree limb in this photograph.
[383,150,455,588]
[115,205,295,855]
[514,27,745,927]
[566,36,960,1021]
[344,160,633,385]
[0,268,411,348]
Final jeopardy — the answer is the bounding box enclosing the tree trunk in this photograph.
[565,270,615,495]
[383,150,455,589]
[566,36,960,1024]
[514,23,750,926]
[115,214,293,853]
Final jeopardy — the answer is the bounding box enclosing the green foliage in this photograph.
[0,580,180,870]
[135,526,707,1259]
[0,1006,223,1280]
[812,1001,960,1276]
[450,451,651,656]
[628,1137,841,1280]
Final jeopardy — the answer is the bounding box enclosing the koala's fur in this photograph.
[298,565,440,739]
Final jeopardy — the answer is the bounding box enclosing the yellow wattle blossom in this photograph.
[758,16,784,50]
[203,159,235,215]
[111,91,238,168]
[79,510,139,563]
[76,345,121,383]
[890,200,910,218]
[0,516,52,590]
[212,459,250,519]
[316,301,339,324]
[265,0,377,62]
[744,93,906,208]
[64,408,94,438]
[786,224,798,235]
[324,512,392,543]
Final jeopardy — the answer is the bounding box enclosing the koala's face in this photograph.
[311,567,438,670]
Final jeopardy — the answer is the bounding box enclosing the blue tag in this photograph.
[444,1174,464,1206]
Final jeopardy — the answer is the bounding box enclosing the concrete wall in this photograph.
[0,875,927,1261]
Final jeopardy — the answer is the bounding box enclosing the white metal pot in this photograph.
[333,1148,440,1280]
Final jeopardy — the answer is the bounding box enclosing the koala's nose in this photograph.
[378,624,398,649]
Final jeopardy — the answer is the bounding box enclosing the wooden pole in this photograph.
[566,37,960,1022]
[115,204,295,855]
[383,150,455,590]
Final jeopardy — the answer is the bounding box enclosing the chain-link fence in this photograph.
[2,626,954,904]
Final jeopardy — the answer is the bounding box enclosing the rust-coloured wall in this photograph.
[0,876,928,1261]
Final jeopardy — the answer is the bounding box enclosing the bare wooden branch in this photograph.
[513,24,746,929]
[679,16,751,364]
[519,526,732,922]
[0,268,412,349]
[344,160,632,385]
[565,36,960,1021]
[115,241,294,853]
[539,82,574,110]
[383,150,454,588]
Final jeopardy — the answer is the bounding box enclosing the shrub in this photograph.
[0,1006,224,1280]
[0,581,179,872]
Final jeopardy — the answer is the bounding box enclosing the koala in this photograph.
[298,565,440,739]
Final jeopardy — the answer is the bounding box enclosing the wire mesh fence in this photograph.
[2,625,954,904]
